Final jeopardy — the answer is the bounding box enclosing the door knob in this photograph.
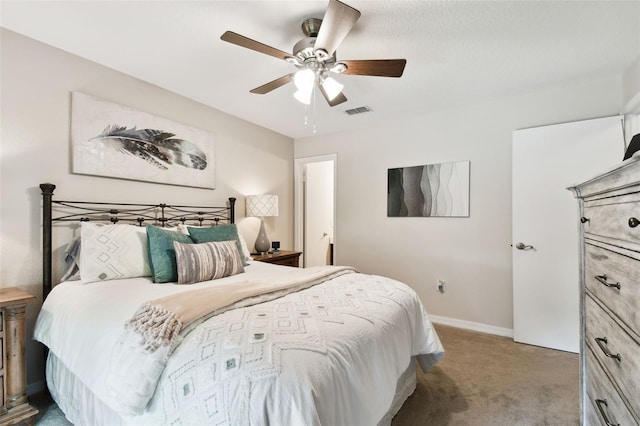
[515,242,534,250]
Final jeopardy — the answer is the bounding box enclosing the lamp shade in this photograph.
[246,195,278,217]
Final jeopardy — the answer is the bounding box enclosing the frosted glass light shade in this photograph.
[294,89,312,105]
[321,76,343,101]
[294,69,315,91]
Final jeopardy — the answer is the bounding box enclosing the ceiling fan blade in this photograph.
[250,74,294,94]
[314,0,361,57]
[341,59,407,77]
[318,84,348,107]
[221,31,291,61]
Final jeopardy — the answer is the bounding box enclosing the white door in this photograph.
[512,116,623,352]
[304,161,335,267]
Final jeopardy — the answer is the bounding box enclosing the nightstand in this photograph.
[0,288,38,426]
[251,250,302,267]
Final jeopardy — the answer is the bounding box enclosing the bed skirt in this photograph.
[46,352,418,425]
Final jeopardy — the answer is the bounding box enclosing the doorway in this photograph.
[294,154,337,267]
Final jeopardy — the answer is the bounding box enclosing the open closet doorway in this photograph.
[294,154,336,267]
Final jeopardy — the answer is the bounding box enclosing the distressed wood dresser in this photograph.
[570,154,640,426]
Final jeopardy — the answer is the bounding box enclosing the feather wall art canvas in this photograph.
[388,160,470,217]
[71,92,215,189]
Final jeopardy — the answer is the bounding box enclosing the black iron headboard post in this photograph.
[40,183,56,299]
[229,197,236,224]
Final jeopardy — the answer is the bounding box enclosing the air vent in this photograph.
[345,106,372,115]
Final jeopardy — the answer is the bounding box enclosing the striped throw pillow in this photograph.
[173,240,245,284]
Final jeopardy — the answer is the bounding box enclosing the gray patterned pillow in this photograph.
[173,240,245,284]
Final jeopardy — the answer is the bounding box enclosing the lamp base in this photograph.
[254,218,271,254]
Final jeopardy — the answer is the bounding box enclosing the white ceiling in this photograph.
[2,1,639,139]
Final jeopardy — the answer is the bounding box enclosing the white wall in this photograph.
[0,29,294,391]
[623,55,640,112]
[295,76,625,333]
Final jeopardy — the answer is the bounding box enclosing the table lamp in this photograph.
[246,194,278,254]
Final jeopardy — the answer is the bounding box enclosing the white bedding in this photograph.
[34,261,444,425]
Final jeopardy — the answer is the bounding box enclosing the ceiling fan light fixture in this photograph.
[294,88,313,105]
[294,69,315,91]
[285,56,301,66]
[321,76,343,101]
[315,48,330,62]
[330,62,347,74]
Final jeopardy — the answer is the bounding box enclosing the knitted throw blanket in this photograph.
[105,265,356,416]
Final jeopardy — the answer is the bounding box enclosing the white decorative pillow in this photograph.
[163,224,190,235]
[174,240,245,284]
[80,223,151,283]
[238,234,252,263]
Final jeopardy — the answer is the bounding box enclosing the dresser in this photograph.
[570,155,640,426]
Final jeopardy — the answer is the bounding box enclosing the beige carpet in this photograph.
[33,324,579,425]
[393,324,580,426]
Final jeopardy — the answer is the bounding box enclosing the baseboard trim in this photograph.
[27,380,46,396]
[429,314,514,338]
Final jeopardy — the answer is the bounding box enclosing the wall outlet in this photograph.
[437,279,446,293]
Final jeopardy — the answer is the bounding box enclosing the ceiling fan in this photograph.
[220,0,406,107]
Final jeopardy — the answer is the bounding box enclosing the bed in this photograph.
[34,183,444,425]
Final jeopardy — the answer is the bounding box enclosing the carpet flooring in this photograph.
[392,324,580,426]
[31,324,579,425]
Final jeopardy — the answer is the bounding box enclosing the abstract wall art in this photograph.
[71,92,215,189]
[388,160,470,217]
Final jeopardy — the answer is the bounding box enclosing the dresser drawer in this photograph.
[583,197,640,245]
[276,257,299,267]
[586,348,638,426]
[585,243,640,337]
[586,295,640,418]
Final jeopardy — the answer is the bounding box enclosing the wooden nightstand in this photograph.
[0,288,38,426]
[251,250,302,267]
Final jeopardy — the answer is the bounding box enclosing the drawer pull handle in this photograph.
[580,216,589,224]
[595,337,622,362]
[595,399,620,426]
[629,217,640,228]
[595,274,621,290]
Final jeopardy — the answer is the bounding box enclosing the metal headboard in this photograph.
[40,183,236,298]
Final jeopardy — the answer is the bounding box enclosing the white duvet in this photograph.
[34,261,444,425]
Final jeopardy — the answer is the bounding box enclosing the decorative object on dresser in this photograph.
[71,92,216,189]
[246,194,279,254]
[569,153,640,426]
[624,133,640,160]
[252,250,302,268]
[0,288,38,426]
[271,241,281,253]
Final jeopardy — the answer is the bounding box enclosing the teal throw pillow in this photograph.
[187,224,247,266]
[146,225,194,283]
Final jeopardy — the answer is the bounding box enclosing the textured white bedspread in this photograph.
[34,262,444,425]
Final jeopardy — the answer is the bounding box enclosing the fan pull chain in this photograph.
[312,85,317,134]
